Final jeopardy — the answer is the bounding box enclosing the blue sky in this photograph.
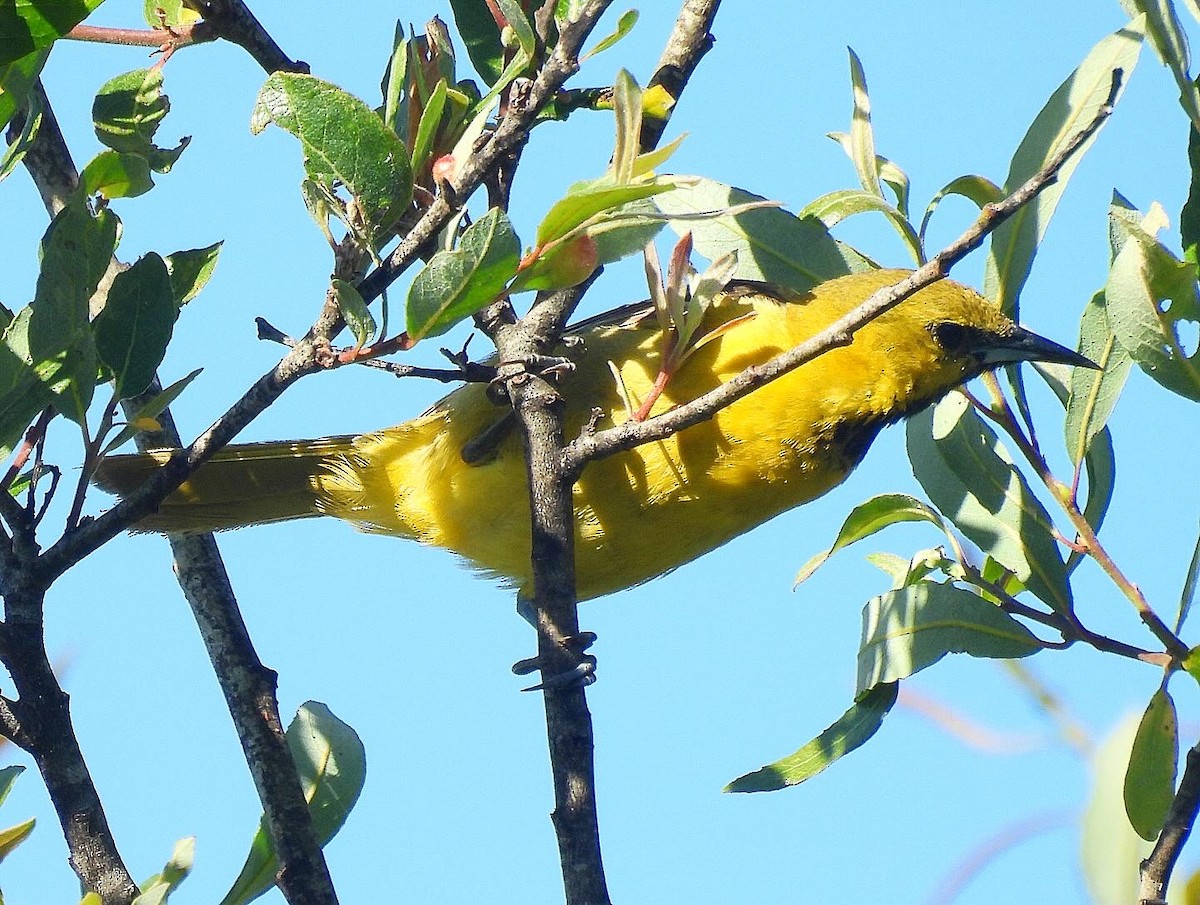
[3,2,1199,903]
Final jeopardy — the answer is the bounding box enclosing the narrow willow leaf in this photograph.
[1177,526,1200,633]
[846,47,882,198]
[582,9,638,61]
[908,394,1073,612]
[725,682,898,793]
[0,0,105,67]
[1121,0,1200,132]
[252,73,413,241]
[984,17,1144,315]
[79,149,154,199]
[827,132,911,217]
[406,207,520,341]
[918,174,1004,244]
[93,253,177,399]
[135,837,194,905]
[165,242,221,306]
[800,188,923,265]
[219,702,366,905]
[0,766,23,807]
[1064,290,1132,463]
[796,493,948,585]
[655,179,873,292]
[611,69,642,184]
[410,77,447,177]
[1106,224,1200,402]
[1186,124,1200,262]
[535,180,671,248]
[0,817,34,862]
[92,68,189,172]
[494,0,535,59]
[0,46,48,132]
[332,279,376,348]
[449,0,504,85]
[1124,688,1178,841]
[100,368,201,455]
[856,582,1042,693]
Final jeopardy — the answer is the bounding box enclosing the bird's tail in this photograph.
[93,438,357,534]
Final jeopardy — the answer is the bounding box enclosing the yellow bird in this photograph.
[95,269,1093,600]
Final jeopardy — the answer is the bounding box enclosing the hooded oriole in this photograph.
[95,269,1094,599]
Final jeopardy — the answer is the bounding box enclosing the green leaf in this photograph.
[857,582,1042,693]
[1105,220,1200,402]
[795,493,949,585]
[448,0,504,85]
[0,310,56,460]
[582,8,637,60]
[827,132,912,218]
[654,179,873,293]
[0,817,34,863]
[845,47,882,198]
[0,766,23,807]
[908,393,1073,613]
[1177,528,1200,634]
[410,77,447,178]
[79,149,154,199]
[584,197,665,267]
[100,367,201,455]
[918,174,1003,245]
[0,46,48,132]
[494,0,535,59]
[0,0,105,66]
[800,188,923,265]
[1124,688,1178,841]
[332,279,376,348]
[725,682,898,792]
[251,73,413,242]
[1184,123,1200,262]
[92,68,189,172]
[984,17,1144,315]
[165,242,222,306]
[535,180,672,248]
[93,253,176,399]
[134,837,194,905]
[406,207,520,341]
[219,702,366,905]
[1064,289,1132,463]
[1119,0,1200,133]
[0,68,42,182]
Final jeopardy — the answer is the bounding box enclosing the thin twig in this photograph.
[563,68,1126,475]
[1139,740,1200,904]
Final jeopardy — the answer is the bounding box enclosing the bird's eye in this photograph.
[930,321,969,353]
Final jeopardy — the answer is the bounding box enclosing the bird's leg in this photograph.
[512,594,598,692]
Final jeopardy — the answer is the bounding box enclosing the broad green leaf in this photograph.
[406,207,520,341]
[0,309,56,459]
[0,817,34,862]
[0,0,105,66]
[219,702,366,905]
[1082,714,1156,905]
[100,368,201,455]
[856,582,1042,693]
[509,234,598,294]
[165,242,222,306]
[251,73,413,241]
[92,68,188,172]
[1106,222,1200,402]
[908,393,1073,613]
[448,0,504,85]
[800,188,923,265]
[93,253,176,399]
[655,179,873,293]
[918,174,1004,245]
[585,197,665,267]
[1124,688,1178,841]
[332,279,376,348]
[0,765,23,808]
[984,17,1143,315]
[79,149,154,199]
[535,180,672,247]
[795,493,948,585]
[134,837,194,905]
[725,682,898,792]
[582,9,637,60]
[0,46,47,131]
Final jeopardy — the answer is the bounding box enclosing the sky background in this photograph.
[2,2,1199,903]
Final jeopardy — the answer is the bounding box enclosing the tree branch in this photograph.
[640,0,723,150]
[1139,739,1200,904]
[185,0,309,73]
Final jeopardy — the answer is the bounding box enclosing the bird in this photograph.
[94,268,1095,601]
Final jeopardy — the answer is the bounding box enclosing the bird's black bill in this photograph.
[976,326,1101,371]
